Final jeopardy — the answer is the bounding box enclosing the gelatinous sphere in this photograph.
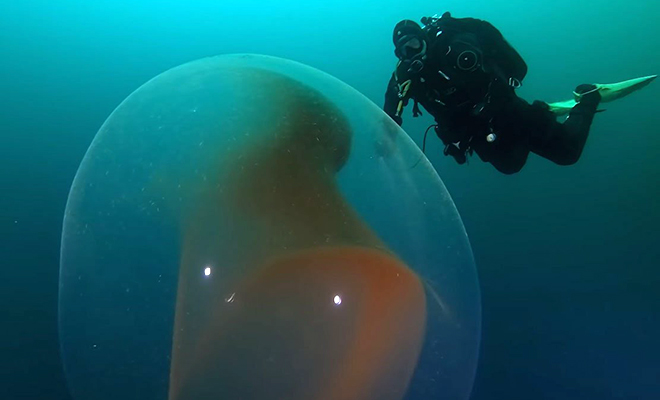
[59,54,481,400]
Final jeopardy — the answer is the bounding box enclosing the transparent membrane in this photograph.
[59,54,481,400]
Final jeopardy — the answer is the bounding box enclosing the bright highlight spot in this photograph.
[204,267,211,276]
[333,295,342,305]
[225,292,235,303]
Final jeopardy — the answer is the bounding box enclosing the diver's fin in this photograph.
[549,74,656,116]
[576,74,657,103]
[547,99,577,116]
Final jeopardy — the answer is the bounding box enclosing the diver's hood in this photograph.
[393,20,427,60]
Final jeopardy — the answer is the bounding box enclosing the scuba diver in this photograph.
[383,12,655,174]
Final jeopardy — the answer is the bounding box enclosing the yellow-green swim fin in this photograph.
[547,99,578,115]
[548,74,656,116]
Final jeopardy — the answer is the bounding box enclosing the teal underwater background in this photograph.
[1,0,658,399]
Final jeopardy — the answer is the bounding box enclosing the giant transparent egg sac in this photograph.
[58,54,481,400]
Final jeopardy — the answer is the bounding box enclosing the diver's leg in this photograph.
[528,86,601,165]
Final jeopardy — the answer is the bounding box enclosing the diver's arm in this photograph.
[384,73,404,125]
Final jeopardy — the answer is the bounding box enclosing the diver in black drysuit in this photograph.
[384,12,602,174]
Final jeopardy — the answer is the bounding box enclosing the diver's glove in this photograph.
[443,141,468,164]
